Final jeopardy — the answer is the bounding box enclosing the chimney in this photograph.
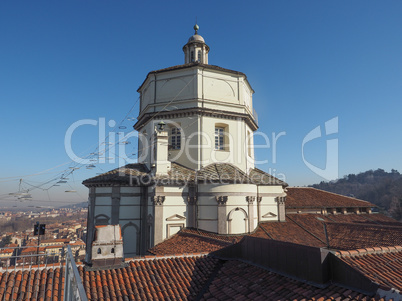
[153,122,171,176]
[276,196,286,222]
[90,225,124,268]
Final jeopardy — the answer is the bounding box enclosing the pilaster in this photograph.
[86,187,96,264]
[246,196,256,233]
[111,187,120,225]
[186,185,197,228]
[153,195,165,245]
[140,186,149,254]
[256,196,262,223]
[187,196,197,228]
[216,196,228,234]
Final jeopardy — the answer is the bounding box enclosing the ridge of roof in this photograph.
[125,252,210,261]
[335,245,402,257]
[286,214,328,246]
[325,220,402,229]
[250,167,288,186]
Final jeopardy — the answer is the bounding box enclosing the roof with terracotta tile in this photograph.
[44,245,65,249]
[196,163,250,183]
[180,228,244,244]
[41,239,69,243]
[250,218,327,248]
[0,268,63,301]
[255,214,402,250]
[286,187,375,208]
[81,256,220,300]
[197,163,286,185]
[326,223,402,250]
[21,247,46,254]
[0,255,394,301]
[249,167,288,186]
[336,247,402,292]
[148,228,243,255]
[324,212,401,226]
[284,213,402,248]
[83,162,285,186]
[82,163,150,185]
[199,260,381,301]
[149,213,402,255]
[70,240,86,246]
[0,248,13,254]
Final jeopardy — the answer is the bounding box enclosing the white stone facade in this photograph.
[84,26,287,261]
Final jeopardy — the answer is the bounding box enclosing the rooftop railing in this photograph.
[0,245,87,301]
[0,245,66,271]
[64,245,88,301]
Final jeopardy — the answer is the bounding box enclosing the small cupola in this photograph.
[183,24,209,64]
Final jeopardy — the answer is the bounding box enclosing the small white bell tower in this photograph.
[183,24,209,64]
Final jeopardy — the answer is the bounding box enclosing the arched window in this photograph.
[197,50,201,62]
[190,51,194,62]
[111,248,115,254]
[97,248,101,254]
[95,214,110,225]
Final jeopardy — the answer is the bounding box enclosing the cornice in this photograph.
[134,107,258,131]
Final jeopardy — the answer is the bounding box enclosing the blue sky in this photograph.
[1,1,401,207]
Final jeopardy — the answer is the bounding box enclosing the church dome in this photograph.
[183,24,209,64]
[188,34,205,43]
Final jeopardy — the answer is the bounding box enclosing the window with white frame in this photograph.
[215,127,225,150]
[170,127,181,150]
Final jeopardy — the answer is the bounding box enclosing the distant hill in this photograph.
[58,201,88,209]
[311,169,402,221]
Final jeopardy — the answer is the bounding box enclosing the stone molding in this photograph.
[187,196,197,205]
[152,196,165,206]
[246,196,256,204]
[135,107,257,132]
[216,196,228,206]
[166,214,186,221]
[276,196,286,204]
[262,212,277,218]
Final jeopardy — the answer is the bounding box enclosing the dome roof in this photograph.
[188,34,205,43]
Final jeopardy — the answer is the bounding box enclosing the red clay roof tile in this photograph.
[198,260,379,301]
[338,249,402,292]
[286,187,375,208]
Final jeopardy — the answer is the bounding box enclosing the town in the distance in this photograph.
[0,206,87,267]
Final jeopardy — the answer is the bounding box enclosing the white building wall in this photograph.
[137,66,256,173]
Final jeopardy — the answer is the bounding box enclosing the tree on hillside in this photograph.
[311,169,402,217]
[0,236,12,248]
[389,197,402,221]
